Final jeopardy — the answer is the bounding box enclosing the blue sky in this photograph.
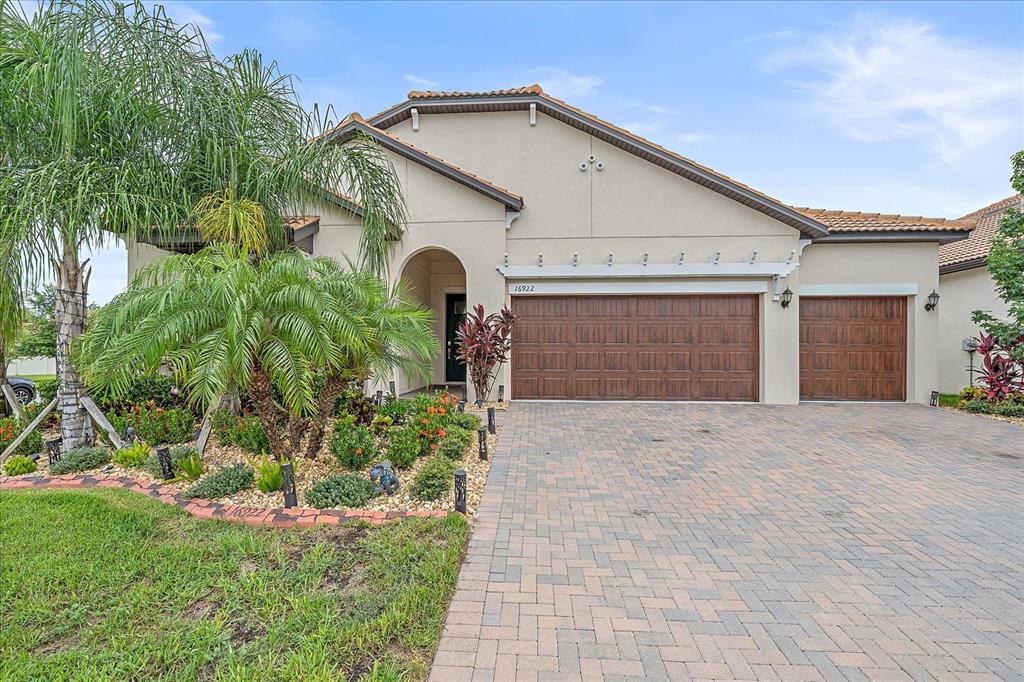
[84,1,1024,303]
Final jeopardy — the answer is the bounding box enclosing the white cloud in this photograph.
[404,74,439,90]
[675,132,710,144]
[762,15,1023,163]
[163,2,223,47]
[531,68,604,99]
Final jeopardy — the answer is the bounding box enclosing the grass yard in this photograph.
[0,488,469,681]
[938,393,960,407]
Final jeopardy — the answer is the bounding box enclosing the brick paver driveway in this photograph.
[430,403,1023,681]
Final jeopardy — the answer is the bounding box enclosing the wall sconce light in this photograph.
[925,289,940,311]
[780,287,794,309]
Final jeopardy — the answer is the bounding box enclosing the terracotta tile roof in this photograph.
[408,85,544,99]
[285,216,320,231]
[790,207,976,233]
[940,195,1023,271]
[320,114,524,209]
[369,85,829,238]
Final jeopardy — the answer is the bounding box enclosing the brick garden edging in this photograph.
[0,474,448,527]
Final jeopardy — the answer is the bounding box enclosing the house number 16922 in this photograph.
[512,284,535,293]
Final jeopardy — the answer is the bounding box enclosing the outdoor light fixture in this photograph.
[45,438,61,465]
[478,427,488,460]
[454,469,467,514]
[497,384,505,403]
[281,462,297,508]
[388,381,396,398]
[487,407,496,435]
[457,400,465,413]
[780,287,794,309]
[930,391,939,407]
[925,289,940,311]
[156,446,174,480]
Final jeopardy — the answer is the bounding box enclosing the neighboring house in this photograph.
[937,196,1020,394]
[130,85,975,404]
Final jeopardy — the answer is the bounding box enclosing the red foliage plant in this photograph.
[456,304,516,403]
[976,332,1023,400]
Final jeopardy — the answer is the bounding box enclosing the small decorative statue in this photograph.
[370,460,399,496]
[123,426,137,444]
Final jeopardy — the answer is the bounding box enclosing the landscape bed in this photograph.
[0,487,469,681]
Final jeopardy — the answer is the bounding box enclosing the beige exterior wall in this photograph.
[126,241,173,282]
[937,266,1007,393]
[799,242,940,403]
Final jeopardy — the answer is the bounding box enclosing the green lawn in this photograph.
[0,489,469,681]
[939,393,960,407]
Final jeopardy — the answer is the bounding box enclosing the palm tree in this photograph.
[0,1,406,448]
[77,245,434,461]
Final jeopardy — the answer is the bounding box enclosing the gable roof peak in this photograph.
[408,84,544,100]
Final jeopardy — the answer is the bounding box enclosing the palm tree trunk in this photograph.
[248,366,288,460]
[55,240,91,449]
[303,374,346,460]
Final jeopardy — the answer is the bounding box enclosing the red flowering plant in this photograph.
[975,332,1024,400]
[456,304,516,404]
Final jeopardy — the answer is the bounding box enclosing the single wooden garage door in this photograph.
[511,295,758,400]
[799,297,906,401]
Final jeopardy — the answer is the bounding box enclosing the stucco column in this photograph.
[762,268,801,404]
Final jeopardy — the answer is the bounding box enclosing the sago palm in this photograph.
[78,245,434,461]
[0,1,406,448]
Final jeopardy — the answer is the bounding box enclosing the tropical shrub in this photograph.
[211,411,270,454]
[963,400,992,414]
[377,397,414,425]
[95,374,189,413]
[107,404,195,445]
[337,390,378,425]
[256,458,283,493]
[958,386,986,403]
[387,424,422,469]
[456,304,516,402]
[975,333,1023,401]
[306,474,378,509]
[113,441,151,468]
[185,463,254,499]
[0,416,43,459]
[329,418,378,470]
[438,427,474,460]
[50,447,111,475]
[34,377,58,404]
[995,401,1024,418]
[176,452,205,481]
[412,457,455,501]
[448,412,481,432]
[3,455,37,476]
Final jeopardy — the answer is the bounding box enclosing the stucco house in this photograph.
[130,85,976,404]
[937,196,1020,394]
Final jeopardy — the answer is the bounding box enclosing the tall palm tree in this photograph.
[77,245,434,461]
[0,1,406,448]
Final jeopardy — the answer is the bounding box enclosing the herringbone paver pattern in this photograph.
[430,403,1023,681]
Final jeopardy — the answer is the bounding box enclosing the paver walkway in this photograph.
[430,402,1023,681]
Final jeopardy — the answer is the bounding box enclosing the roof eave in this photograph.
[322,121,524,210]
[367,94,829,239]
[939,256,988,275]
[812,229,974,245]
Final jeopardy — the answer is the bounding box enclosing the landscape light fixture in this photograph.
[454,469,467,514]
[780,287,794,309]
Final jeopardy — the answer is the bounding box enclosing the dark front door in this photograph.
[445,293,467,382]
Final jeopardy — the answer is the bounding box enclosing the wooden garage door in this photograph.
[511,295,758,400]
[799,297,906,401]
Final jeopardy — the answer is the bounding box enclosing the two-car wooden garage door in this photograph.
[511,294,907,402]
[511,295,759,400]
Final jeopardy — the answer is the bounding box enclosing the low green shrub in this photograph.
[438,427,474,460]
[0,416,43,458]
[50,447,111,475]
[386,424,422,469]
[34,376,58,404]
[963,399,994,414]
[958,386,986,403]
[995,401,1024,418]
[176,452,205,481]
[211,411,270,454]
[108,405,195,445]
[448,412,482,432]
[141,445,198,479]
[185,462,254,499]
[306,474,378,509]
[377,397,414,424]
[3,455,37,476]
[94,374,190,413]
[256,458,283,493]
[412,457,455,501]
[113,441,151,468]
[329,417,378,470]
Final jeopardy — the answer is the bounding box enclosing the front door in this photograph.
[445,293,467,382]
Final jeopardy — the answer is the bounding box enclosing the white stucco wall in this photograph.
[937,266,1008,393]
[799,242,940,403]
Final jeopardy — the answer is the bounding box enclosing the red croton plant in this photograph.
[976,332,1024,400]
[456,304,516,404]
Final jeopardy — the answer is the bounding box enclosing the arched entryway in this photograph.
[395,247,467,397]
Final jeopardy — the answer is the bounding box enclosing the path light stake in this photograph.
[45,438,61,465]
[454,469,467,514]
[497,384,505,403]
[930,391,939,407]
[156,446,174,480]
[478,427,488,460]
[487,407,496,435]
[457,400,465,413]
[375,390,383,405]
[389,381,396,398]
[281,462,297,508]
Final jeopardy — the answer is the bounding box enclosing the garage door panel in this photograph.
[799,297,906,401]
[512,295,758,400]
[513,350,540,371]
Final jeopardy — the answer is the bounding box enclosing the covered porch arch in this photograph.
[394,247,467,398]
